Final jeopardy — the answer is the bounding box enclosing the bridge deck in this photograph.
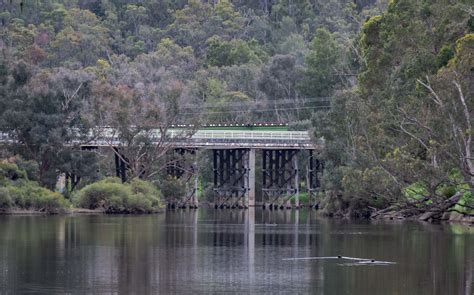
[179,130,317,149]
[1,130,321,149]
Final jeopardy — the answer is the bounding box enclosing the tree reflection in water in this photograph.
[0,210,472,294]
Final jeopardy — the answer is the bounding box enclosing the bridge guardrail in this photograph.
[1,130,320,148]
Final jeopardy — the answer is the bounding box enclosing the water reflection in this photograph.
[0,210,472,294]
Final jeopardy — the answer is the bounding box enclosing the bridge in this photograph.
[84,129,319,149]
[0,127,324,210]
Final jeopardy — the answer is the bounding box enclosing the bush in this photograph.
[73,177,163,213]
[160,177,186,200]
[130,178,162,207]
[0,162,27,182]
[0,187,13,209]
[29,186,70,213]
[73,180,128,209]
[14,159,39,181]
[0,162,70,214]
[453,192,473,215]
[5,180,70,213]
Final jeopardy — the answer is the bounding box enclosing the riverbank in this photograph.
[370,211,474,225]
[0,207,166,215]
[0,162,165,214]
[1,206,472,225]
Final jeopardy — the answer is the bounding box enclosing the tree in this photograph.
[90,45,200,180]
[48,8,110,67]
[166,0,244,56]
[300,28,342,97]
[205,36,264,67]
[320,0,473,219]
[0,62,97,189]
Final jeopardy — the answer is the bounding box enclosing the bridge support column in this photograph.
[213,149,250,209]
[307,150,324,209]
[262,149,299,209]
[166,148,198,209]
[247,148,256,207]
[113,147,128,183]
[294,154,299,208]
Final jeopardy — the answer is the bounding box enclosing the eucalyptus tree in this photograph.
[321,0,473,218]
[90,43,200,181]
[0,61,98,189]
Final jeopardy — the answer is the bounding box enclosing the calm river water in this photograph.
[0,209,472,294]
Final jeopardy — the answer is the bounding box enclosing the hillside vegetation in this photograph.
[0,0,472,220]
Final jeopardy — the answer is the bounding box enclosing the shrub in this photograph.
[5,181,70,213]
[6,183,31,208]
[0,162,70,214]
[14,159,39,181]
[130,179,161,207]
[73,180,129,210]
[160,177,186,200]
[0,180,70,214]
[74,178,163,214]
[0,162,27,182]
[453,192,473,215]
[29,186,70,213]
[0,187,13,209]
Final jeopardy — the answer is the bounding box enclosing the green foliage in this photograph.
[453,192,473,215]
[404,182,429,201]
[206,36,265,67]
[0,162,28,182]
[12,181,70,212]
[0,187,13,209]
[73,178,163,213]
[314,0,473,218]
[301,28,342,97]
[13,159,39,181]
[160,177,187,200]
[0,61,99,189]
[436,45,454,68]
[0,0,404,217]
[0,162,70,213]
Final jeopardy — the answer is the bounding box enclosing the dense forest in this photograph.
[0,0,472,219]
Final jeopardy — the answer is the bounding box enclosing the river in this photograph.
[0,209,472,294]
